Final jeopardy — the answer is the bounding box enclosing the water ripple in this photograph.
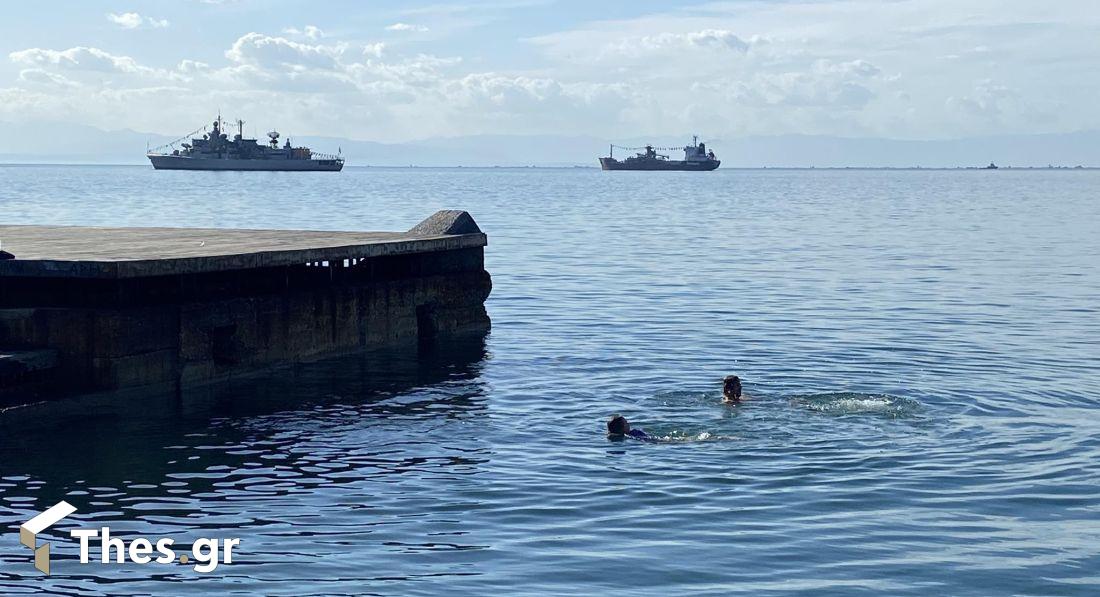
[1,167,1099,594]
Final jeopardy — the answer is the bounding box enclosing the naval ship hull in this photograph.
[599,157,720,171]
[148,155,343,172]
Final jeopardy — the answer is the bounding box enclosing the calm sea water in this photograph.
[1,165,1099,595]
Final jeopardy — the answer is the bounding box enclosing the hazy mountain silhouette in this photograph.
[1,121,1096,168]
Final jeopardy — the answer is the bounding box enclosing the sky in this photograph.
[1,0,1098,143]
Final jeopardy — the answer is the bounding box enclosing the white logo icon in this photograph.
[20,501,77,575]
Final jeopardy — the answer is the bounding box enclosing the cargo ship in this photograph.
[147,116,344,171]
[599,136,720,171]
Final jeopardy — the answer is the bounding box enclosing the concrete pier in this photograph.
[0,210,491,402]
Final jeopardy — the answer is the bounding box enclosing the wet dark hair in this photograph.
[723,375,742,398]
[607,414,628,435]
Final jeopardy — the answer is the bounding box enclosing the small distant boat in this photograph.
[600,136,720,171]
[984,162,999,169]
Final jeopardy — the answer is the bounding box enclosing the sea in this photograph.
[1,165,1098,595]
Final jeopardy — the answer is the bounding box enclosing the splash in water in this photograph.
[632,428,739,443]
[791,392,921,418]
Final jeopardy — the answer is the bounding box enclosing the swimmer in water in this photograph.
[607,414,649,440]
[722,375,743,404]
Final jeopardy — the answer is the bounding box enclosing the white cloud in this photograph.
[107,12,169,29]
[177,59,211,75]
[17,68,78,88]
[636,29,749,52]
[946,79,1027,122]
[386,23,429,33]
[5,1,1099,142]
[439,74,629,133]
[282,25,325,40]
[524,0,1100,138]
[363,43,386,58]
[107,12,142,29]
[7,46,193,85]
[2,32,613,141]
[600,29,753,67]
[225,33,346,70]
[814,59,881,78]
[11,46,149,74]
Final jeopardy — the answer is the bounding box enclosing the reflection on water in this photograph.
[0,336,490,593]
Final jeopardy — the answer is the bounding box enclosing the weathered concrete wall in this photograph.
[0,247,490,396]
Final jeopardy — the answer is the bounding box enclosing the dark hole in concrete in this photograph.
[416,304,438,343]
[211,324,239,365]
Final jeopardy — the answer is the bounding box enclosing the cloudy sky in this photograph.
[1,0,1098,142]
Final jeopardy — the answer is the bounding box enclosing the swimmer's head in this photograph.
[607,414,630,436]
[723,375,742,402]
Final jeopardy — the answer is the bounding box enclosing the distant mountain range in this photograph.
[1,121,1096,168]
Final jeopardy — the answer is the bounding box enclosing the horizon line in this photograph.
[1,162,1097,170]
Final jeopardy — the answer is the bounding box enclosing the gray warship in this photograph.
[600,136,720,171]
[147,116,344,171]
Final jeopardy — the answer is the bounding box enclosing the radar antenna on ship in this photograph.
[268,130,280,148]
